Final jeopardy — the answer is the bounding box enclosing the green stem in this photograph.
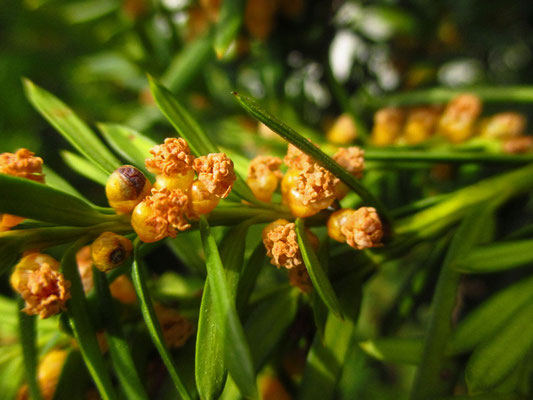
[409,258,461,400]
[131,242,193,400]
[397,163,533,237]
[364,86,533,109]
[365,150,533,164]
[18,298,42,400]
[93,269,149,400]
[62,238,118,400]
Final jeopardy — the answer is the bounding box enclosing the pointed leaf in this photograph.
[161,32,213,92]
[98,123,156,175]
[295,218,342,319]
[196,283,227,400]
[360,337,423,365]
[454,239,533,274]
[449,274,533,354]
[61,240,118,400]
[93,269,149,400]
[52,350,90,400]
[465,301,533,393]
[245,288,298,370]
[23,79,120,174]
[61,150,109,185]
[0,174,114,226]
[42,165,84,198]
[299,274,361,400]
[213,0,245,58]
[131,245,192,400]
[18,300,42,400]
[199,217,258,399]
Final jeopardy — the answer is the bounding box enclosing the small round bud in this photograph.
[247,156,283,202]
[479,112,526,139]
[106,165,152,214]
[438,93,482,143]
[154,169,195,191]
[11,253,70,319]
[403,106,442,144]
[285,186,334,218]
[131,200,167,243]
[188,179,220,218]
[131,188,190,243]
[371,108,405,146]
[341,207,383,250]
[282,166,336,218]
[326,114,358,145]
[502,135,533,154]
[91,232,133,272]
[109,275,137,304]
[327,208,355,242]
[154,304,194,348]
[17,349,68,400]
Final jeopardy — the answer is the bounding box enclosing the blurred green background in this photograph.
[3,0,533,172]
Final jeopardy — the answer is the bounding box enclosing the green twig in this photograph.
[18,298,42,400]
[364,86,533,109]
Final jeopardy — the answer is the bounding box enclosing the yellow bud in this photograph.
[326,114,357,145]
[281,168,299,197]
[188,179,220,217]
[10,253,60,292]
[247,171,279,202]
[154,169,195,191]
[327,208,354,242]
[106,165,152,214]
[284,186,331,218]
[131,200,167,243]
[91,232,133,272]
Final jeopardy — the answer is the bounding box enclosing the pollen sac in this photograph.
[327,208,355,243]
[91,232,133,272]
[284,163,338,218]
[283,143,314,171]
[247,155,283,202]
[340,207,383,250]
[145,138,195,176]
[333,146,365,178]
[10,253,71,319]
[0,148,45,230]
[193,153,236,198]
[187,179,220,218]
[262,219,302,269]
[106,165,152,214]
[371,107,405,146]
[0,148,45,182]
[438,93,482,143]
[131,187,191,243]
